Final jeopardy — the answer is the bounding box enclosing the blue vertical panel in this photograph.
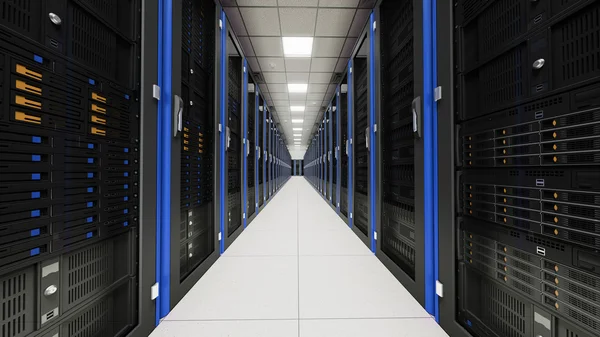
[368,12,376,253]
[347,60,353,228]
[255,89,260,214]
[328,106,333,203]
[159,0,173,319]
[432,0,440,322]
[422,0,435,315]
[243,59,248,228]
[336,87,341,213]
[155,0,164,325]
[219,10,226,254]
[263,106,267,202]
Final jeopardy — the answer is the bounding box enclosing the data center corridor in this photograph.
[149,177,449,337]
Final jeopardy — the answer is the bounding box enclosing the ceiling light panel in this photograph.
[292,119,304,123]
[282,37,313,57]
[290,106,305,112]
[288,83,308,93]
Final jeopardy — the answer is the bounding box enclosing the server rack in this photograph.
[0,0,156,336]
[438,1,600,337]
[340,74,351,222]
[351,28,372,247]
[222,26,244,249]
[246,74,257,223]
[258,98,265,208]
[374,0,429,306]
[328,103,335,205]
[334,87,341,212]
[168,0,219,311]
[266,110,272,200]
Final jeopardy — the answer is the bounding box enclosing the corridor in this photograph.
[150,177,449,337]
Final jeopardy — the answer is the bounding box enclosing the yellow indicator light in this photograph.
[15,111,41,124]
[91,104,106,114]
[91,127,106,136]
[16,80,42,95]
[15,95,41,109]
[91,115,106,125]
[92,92,107,103]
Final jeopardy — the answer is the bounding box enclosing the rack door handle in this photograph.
[173,95,183,138]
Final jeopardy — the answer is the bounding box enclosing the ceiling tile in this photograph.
[237,0,278,5]
[335,58,347,72]
[240,8,281,36]
[279,8,317,36]
[238,37,255,56]
[263,72,287,83]
[268,83,288,92]
[224,7,248,36]
[286,72,309,83]
[310,58,338,72]
[309,72,332,84]
[312,37,345,57]
[290,100,306,106]
[288,92,307,101]
[284,58,311,72]
[273,100,289,106]
[307,93,324,101]
[250,37,284,57]
[308,84,328,93]
[305,105,321,112]
[348,9,370,37]
[270,92,289,100]
[258,57,286,72]
[247,57,261,72]
[340,37,357,57]
[315,8,355,36]
[318,0,360,7]
[278,0,318,6]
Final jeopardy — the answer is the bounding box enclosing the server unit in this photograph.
[374,0,429,305]
[340,74,351,222]
[438,1,600,337]
[258,97,265,208]
[351,29,372,248]
[0,0,151,336]
[246,75,257,223]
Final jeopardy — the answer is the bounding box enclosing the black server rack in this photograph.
[352,32,371,245]
[340,75,350,221]
[0,0,148,336]
[331,99,338,208]
[258,98,264,208]
[375,0,428,304]
[438,1,600,337]
[169,0,219,309]
[321,119,326,196]
[223,30,244,248]
[246,77,256,222]
[266,110,272,200]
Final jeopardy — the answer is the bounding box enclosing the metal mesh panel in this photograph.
[353,54,368,236]
[0,268,35,337]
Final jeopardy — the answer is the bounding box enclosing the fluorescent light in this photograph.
[292,119,303,123]
[288,83,308,93]
[293,134,301,137]
[282,37,313,57]
[290,106,305,112]
[293,127,302,131]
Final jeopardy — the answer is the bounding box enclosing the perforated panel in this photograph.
[353,54,368,236]
[0,268,34,337]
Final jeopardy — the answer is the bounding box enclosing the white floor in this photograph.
[150,177,450,337]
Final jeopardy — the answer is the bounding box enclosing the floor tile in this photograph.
[150,320,298,337]
[224,228,298,256]
[299,318,449,337]
[299,256,430,319]
[299,228,372,256]
[166,256,298,320]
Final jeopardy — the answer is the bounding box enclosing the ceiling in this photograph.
[221,0,374,156]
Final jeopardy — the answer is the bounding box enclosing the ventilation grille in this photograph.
[0,0,40,39]
[0,268,34,337]
[554,2,600,86]
[481,280,527,337]
[478,0,523,59]
[69,7,116,75]
[479,47,524,110]
[66,240,114,307]
[66,296,111,337]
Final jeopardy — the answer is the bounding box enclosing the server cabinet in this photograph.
[334,87,341,212]
[0,0,156,336]
[258,97,265,208]
[169,0,219,310]
[328,104,334,204]
[246,75,257,223]
[266,110,272,200]
[438,1,600,337]
[374,0,428,305]
[351,29,372,247]
[222,27,244,249]
[340,74,351,222]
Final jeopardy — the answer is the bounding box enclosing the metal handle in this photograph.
[365,127,370,150]
[173,95,183,137]
[412,96,422,139]
[346,140,349,156]
[258,147,261,159]
[226,126,231,150]
[247,141,250,157]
